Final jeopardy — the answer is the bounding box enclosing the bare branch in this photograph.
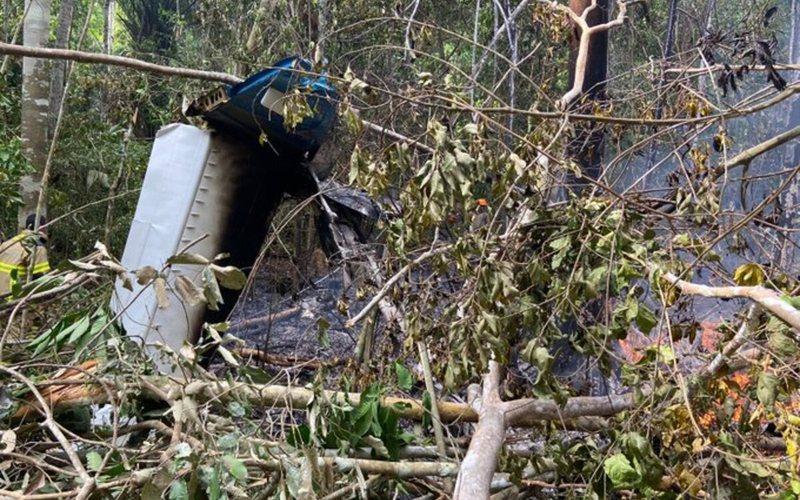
[0,41,242,83]
[454,361,506,499]
[661,271,800,333]
[717,123,800,173]
[546,0,628,108]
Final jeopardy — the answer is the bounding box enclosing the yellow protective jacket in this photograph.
[0,230,51,296]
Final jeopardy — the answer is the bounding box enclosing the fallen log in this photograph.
[9,371,626,429]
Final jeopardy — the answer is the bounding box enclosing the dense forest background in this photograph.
[1,0,800,498]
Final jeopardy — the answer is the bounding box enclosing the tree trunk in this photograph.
[780,0,800,267]
[315,0,329,63]
[566,0,610,184]
[2,0,9,42]
[49,0,74,129]
[103,0,114,54]
[664,0,678,59]
[19,0,53,228]
[453,362,506,500]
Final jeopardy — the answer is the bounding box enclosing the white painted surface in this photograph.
[110,124,254,372]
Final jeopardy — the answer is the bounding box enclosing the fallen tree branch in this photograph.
[248,455,459,479]
[18,373,627,427]
[231,347,343,370]
[454,361,506,499]
[453,360,638,498]
[665,63,800,76]
[0,365,96,499]
[715,124,800,175]
[0,41,241,83]
[0,42,435,155]
[703,305,762,378]
[346,245,450,328]
[0,272,93,313]
[360,118,435,154]
[228,306,301,331]
[660,271,800,332]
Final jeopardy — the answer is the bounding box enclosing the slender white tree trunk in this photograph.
[103,0,115,54]
[19,0,53,228]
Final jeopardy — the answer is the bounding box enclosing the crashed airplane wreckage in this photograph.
[111,57,381,371]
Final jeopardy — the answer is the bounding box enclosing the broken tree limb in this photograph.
[248,455,459,479]
[665,63,800,76]
[703,304,762,378]
[0,41,242,83]
[453,360,638,498]
[715,123,800,174]
[0,365,96,499]
[360,118,435,154]
[346,245,450,328]
[0,42,435,155]
[231,348,342,370]
[417,340,448,460]
[660,271,800,333]
[228,306,302,331]
[21,373,627,427]
[453,361,506,499]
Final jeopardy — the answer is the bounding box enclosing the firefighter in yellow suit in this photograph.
[0,215,51,296]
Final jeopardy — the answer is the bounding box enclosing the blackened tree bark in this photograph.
[48,0,74,128]
[780,0,800,268]
[566,0,610,184]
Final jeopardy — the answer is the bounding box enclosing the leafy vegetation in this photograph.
[1,0,800,497]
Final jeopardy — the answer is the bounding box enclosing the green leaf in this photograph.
[635,305,658,334]
[140,482,163,500]
[317,317,330,347]
[757,372,780,408]
[223,455,247,482]
[604,454,641,489]
[767,326,797,357]
[86,451,103,472]
[168,480,189,500]
[549,236,571,251]
[353,403,374,438]
[67,314,92,344]
[421,392,432,429]
[227,401,246,418]
[287,425,312,447]
[395,362,414,391]
[622,432,651,458]
[205,467,221,500]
